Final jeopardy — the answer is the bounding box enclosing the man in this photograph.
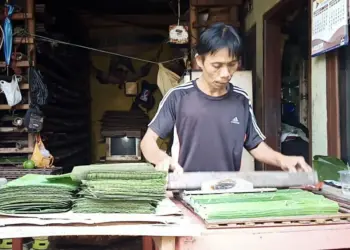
[141,23,312,174]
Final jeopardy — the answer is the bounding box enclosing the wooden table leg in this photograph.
[152,236,175,250]
[143,236,154,250]
[12,238,23,250]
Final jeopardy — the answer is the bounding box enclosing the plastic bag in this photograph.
[31,135,54,168]
[0,75,22,106]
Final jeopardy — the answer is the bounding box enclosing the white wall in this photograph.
[311,55,328,156]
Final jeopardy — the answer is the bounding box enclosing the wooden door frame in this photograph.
[263,0,313,168]
[243,24,262,170]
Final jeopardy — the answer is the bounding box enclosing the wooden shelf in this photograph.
[0,147,33,154]
[0,61,30,67]
[0,127,27,133]
[19,83,29,89]
[14,37,34,44]
[0,104,29,110]
[0,13,33,20]
[191,0,242,6]
[193,20,240,28]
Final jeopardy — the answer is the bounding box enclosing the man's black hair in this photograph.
[196,23,242,58]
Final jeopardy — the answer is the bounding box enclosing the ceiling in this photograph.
[48,0,190,15]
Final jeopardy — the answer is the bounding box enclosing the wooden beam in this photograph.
[14,37,34,44]
[263,19,282,168]
[26,0,35,159]
[0,104,29,110]
[0,61,30,68]
[0,147,33,153]
[19,83,29,89]
[193,20,240,28]
[0,13,33,20]
[0,127,27,133]
[191,0,243,6]
[190,5,199,70]
[12,238,23,250]
[142,237,154,250]
[80,14,178,28]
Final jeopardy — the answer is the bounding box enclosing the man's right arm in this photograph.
[141,128,170,165]
[140,90,181,171]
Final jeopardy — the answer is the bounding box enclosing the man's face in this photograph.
[196,48,239,90]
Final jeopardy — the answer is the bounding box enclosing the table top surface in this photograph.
[2,193,350,239]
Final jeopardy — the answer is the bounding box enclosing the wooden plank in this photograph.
[167,171,319,190]
[0,127,27,132]
[190,5,199,69]
[14,37,34,44]
[193,20,240,28]
[0,104,29,110]
[12,238,23,250]
[142,236,153,250]
[191,0,243,6]
[206,213,350,226]
[26,0,35,159]
[19,83,29,89]
[0,61,30,67]
[179,199,350,229]
[0,147,32,153]
[0,13,33,20]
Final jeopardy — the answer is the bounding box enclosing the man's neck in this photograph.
[197,77,229,97]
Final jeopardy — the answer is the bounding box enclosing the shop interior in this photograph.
[0,0,246,174]
[0,0,342,249]
[0,0,311,173]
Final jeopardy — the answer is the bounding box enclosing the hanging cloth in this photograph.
[157,63,180,96]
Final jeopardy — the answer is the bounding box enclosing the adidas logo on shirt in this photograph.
[231,117,240,124]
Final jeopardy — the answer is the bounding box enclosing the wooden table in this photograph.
[145,200,350,250]
[6,187,350,250]
[0,214,201,250]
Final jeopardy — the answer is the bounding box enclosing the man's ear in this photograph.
[195,54,204,69]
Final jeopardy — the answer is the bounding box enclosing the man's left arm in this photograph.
[244,104,311,172]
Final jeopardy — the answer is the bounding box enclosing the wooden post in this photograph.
[26,0,35,158]
[190,5,199,69]
[12,238,23,250]
[142,236,154,250]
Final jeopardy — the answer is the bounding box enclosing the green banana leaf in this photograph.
[0,174,79,214]
[313,155,348,182]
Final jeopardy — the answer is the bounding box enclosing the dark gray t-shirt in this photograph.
[148,80,266,172]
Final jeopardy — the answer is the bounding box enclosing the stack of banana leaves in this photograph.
[183,189,340,221]
[71,163,167,214]
[0,174,79,214]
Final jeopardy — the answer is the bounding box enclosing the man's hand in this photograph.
[279,155,312,172]
[155,156,184,174]
[250,142,312,172]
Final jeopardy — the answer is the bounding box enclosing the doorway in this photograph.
[263,0,312,169]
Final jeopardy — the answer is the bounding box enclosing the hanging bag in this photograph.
[31,134,54,168]
[0,75,22,106]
